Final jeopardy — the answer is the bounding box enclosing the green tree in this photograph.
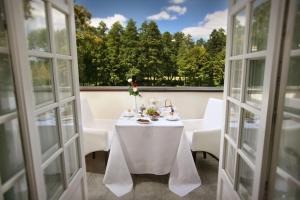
[74,4,226,87]
[106,22,124,85]
[161,32,177,84]
[206,28,226,55]
[74,4,91,31]
[97,21,108,38]
[172,32,185,51]
[196,38,206,47]
[74,5,93,85]
[177,45,207,86]
[75,5,109,85]
[200,49,225,86]
[202,28,226,86]
[120,19,140,80]
[138,21,163,85]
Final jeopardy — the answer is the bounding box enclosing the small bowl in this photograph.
[150,115,159,121]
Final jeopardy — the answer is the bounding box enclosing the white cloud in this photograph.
[166,5,187,15]
[182,9,228,40]
[90,14,128,29]
[147,11,177,21]
[169,0,186,4]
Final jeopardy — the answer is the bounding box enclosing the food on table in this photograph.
[137,118,150,122]
[146,107,160,116]
[137,118,151,124]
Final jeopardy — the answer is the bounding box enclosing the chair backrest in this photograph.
[80,97,95,127]
[203,98,224,128]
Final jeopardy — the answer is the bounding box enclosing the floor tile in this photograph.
[86,152,219,200]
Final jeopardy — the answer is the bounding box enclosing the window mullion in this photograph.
[46,1,68,190]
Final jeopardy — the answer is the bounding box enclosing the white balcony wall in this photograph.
[80,91,223,119]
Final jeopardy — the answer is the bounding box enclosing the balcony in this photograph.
[80,87,223,200]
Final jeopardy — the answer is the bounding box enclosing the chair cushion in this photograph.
[203,98,223,128]
[83,128,111,155]
[80,97,95,127]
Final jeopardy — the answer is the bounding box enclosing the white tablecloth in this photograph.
[103,117,201,197]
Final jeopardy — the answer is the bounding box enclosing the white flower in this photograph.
[133,87,138,92]
[128,78,132,83]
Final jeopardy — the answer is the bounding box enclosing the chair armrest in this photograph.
[190,128,221,158]
[82,127,111,154]
[193,128,220,135]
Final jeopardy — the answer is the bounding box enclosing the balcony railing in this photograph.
[80,87,224,119]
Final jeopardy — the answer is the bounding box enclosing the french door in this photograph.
[0,0,87,199]
[217,0,287,199]
[268,0,300,199]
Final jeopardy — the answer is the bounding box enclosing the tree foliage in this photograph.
[75,4,226,87]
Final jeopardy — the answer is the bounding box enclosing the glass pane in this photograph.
[284,57,300,115]
[0,0,8,47]
[44,155,64,200]
[292,0,300,49]
[249,0,271,52]
[65,140,79,181]
[0,54,17,115]
[57,59,73,99]
[271,5,300,198]
[61,101,76,142]
[226,102,239,142]
[277,117,300,181]
[229,60,242,100]
[0,118,25,183]
[232,9,246,55]
[24,0,49,52]
[275,57,300,182]
[273,173,300,200]
[30,57,54,106]
[241,109,260,163]
[237,157,254,200]
[224,140,236,182]
[246,59,265,108]
[3,175,29,200]
[52,8,70,55]
[36,110,60,162]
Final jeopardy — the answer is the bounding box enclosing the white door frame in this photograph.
[217,0,287,199]
[3,0,87,199]
[267,0,300,198]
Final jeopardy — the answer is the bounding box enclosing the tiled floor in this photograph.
[86,152,219,200]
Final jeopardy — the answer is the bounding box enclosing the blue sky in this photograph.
[75,0,228,40]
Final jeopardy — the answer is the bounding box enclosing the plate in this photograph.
[165,115,180,121]
[123,111,135,117]
[137,119,151,124]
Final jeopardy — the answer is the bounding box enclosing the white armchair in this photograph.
[183,98,224,160]
[80,97,116,162]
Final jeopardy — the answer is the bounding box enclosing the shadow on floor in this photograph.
[85,151,218,200]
